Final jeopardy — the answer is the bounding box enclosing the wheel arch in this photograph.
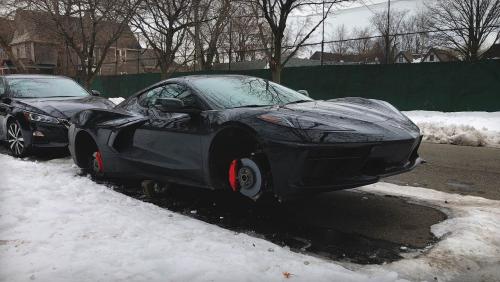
[208,122,271,191]
[73,130,99,169]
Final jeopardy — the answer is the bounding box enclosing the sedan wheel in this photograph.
[6,121,27,157]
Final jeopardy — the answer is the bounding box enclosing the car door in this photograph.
[122,83,206,184]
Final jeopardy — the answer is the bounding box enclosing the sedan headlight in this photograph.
[24,112,60,124]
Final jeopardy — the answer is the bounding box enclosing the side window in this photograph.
[139,86,165,108]
[139,84,200,109]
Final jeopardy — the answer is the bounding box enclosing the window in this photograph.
[189,76,312,109]
[430,54,435,62]
[139,84,199,109]
[6,77,89,98]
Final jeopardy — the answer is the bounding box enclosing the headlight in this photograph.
[24,112,60,124]
[258,114,353,131]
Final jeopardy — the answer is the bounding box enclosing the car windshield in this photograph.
[7,77,89,98]
[190,76,313,109]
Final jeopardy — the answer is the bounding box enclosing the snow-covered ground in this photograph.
[403,111,500,147]
[1,154,500,281]
[107,97,500,148]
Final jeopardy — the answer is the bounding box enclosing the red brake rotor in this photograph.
[228,159,239,192]
[95,151,104,173]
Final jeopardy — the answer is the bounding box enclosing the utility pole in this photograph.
[385,0,391,64]
[321,0,325,65]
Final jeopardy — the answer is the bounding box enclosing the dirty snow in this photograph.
[403,111,500,147]
[1,154,500,281]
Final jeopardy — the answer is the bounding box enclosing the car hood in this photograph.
[230,97,420,143]
[15,96,115,119]
[276,98,407,125]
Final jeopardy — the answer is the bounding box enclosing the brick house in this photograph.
[3,10,158,76]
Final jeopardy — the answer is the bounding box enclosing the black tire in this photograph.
[6,120,29,158]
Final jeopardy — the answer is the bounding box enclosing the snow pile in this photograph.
[358,184,500,282]
[0,155,399,282]
[108,97,125,105]
[1,154,500,281]
[404,111,500,147]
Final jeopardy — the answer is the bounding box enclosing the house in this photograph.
[4,10,151,76]
[482,44,500,60]
[422,48,459,63]
[213,57,324,71]
[394,51,424,64]
[0,18,16,74]
[309,51,381,64]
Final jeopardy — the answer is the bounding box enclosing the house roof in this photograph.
[395,51,425,63]
[9,10,140,49]
[423,48,459,62]
[395,51,412,62]
[482,44,500,59]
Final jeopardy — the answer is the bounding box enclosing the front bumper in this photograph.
[29,121,69,148]
[264,136,422,198]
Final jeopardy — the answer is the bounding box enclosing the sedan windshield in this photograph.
[7,77,89,98]
[190,76,313,109]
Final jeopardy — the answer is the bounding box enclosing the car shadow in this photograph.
[114,182,446,265]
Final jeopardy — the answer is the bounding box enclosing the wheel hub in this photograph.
[7,123,24,156]
[228,158,263,199]
[238,166,255,190]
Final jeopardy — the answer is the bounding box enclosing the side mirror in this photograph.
[298,90,309,97]
[91,90,101,96]
[154,98,184,112]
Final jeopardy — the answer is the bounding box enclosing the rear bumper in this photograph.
[264,136,422,199]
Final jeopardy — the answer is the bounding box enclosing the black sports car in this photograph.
[0,75,115,157]
[68,75,422,200]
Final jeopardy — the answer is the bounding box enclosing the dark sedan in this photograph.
[69,75,422,200]
[0,75,115,157]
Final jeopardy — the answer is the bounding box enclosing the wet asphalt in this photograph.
[387,142,500,201]
[6,142,498,264]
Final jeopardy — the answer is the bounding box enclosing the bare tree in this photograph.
[399,11,431,54]
[0,0,28,73]
[191,0,231,70]
[348,27,373,56]
[329,24,349,55]
[427,0,500,61]
[223,3,266,63]
[370,9,408,64]
[132,0,193,79]
[254,0,343,83]
[23,0,142,88]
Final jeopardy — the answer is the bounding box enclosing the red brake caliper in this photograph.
[228,159,239,192]
[95,151,104,173]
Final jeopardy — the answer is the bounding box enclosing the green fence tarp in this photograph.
[91,60,500,112]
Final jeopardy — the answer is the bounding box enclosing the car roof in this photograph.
[178,74,256,82]
[1,74,70,80]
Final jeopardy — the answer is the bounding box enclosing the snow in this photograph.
[1,154,500,281]
[108,97,125,105]
[403,111,500,147]
[109,97,500,147]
